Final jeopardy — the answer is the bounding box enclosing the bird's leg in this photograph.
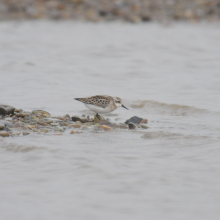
[96,113,101,120]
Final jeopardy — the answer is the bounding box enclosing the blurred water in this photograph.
[0,21,220,220]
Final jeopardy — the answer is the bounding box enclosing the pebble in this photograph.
[54,126,64,132]
[31,110,51,118]
[0,124,5,130]
[0,120,13,128]
[101,125,111,130]
[0,131,9,137]
[70,130,75,134]
[70,124,81,128]
[51,123,59,126]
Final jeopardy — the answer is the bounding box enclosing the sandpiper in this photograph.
[75,95,128,119]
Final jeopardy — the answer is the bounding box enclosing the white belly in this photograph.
[85,104,113,114]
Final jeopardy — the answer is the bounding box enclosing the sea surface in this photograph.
[0,21,220,220]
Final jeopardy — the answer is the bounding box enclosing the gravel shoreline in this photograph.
[0,105,148,137]
[0,0,220,22]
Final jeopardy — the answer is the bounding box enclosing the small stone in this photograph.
[94,114,105,123]
[31,110,51,118]
[14,109,20,113]
[0,131,9,137]
[16,113,26,117]
[13,133,21,136]
[0,124,5,130]
[119,125,128,129]
[70,130,75,134]
[54,133,63,135]
[23,132,30,136]
[101,125,111,130]
[99,120,110,125]
[51,123,59,126]
[125,116,148,125]
[54,126,64,132]
[128,123,136,130]
[5,117,12,122]
[140,124,148,129]
[63,114,71,119]
[70,124,81,128]
[0,120,13,128]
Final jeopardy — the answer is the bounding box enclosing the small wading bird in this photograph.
[74,95,129,119]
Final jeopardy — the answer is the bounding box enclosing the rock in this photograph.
[44,118,63,122]
[140,124,148,129]
[63,114,71,119]
[0,131,9,137]
[51,123,59,126]
[0,105,15,116]
[16,113,26,117]
[101,125,111,130]
[125,116,148,124]
[14,109,20,113]
[70,130,75,134]
[128,123,136,130]
[0,120,13,128]
[72,116,94,123]
[0,124,5,130]
[54,126,64,132]
[53,133,63,135]
[94,114,105,123]
[31,110,51,118]
[99,120,110,125]
[70,124,81,128]
[23,132,30,136]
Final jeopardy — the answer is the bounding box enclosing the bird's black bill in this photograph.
[122,104,129,110]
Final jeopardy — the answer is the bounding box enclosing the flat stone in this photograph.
[125,116,148,124]
[16,113,26,117]
[51,123,59,126]
[0,131,9,137]
[70,124,81,128]
[54,126,64,132]
[0,124,5,130]
[0,120,13,128]
[31,110,51,118]
[101,125,111,130]
[128,122,136,130]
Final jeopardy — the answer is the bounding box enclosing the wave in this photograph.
[141,131,210,140]
[0,140,46,153]
[130,100,218,116]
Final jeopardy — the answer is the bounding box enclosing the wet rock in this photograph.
[16,113,27,117]
[0,105,15,116]
[101,125,111,130]
[23,132,30,136]
[0,131,9,137]
[0,120,13,128]
[31,110,51,118]
[125,116,148,124]
[128,122,136,130]
[94,114,105,123]
[140,124,148,129]
[70,124,81,128]
[72,116,93,123]
[70,130,75,134]
[54,126,64,132]
[0,124,5,130]
[99,120,110,125]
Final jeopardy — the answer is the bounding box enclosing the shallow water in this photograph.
[1,21,220,220]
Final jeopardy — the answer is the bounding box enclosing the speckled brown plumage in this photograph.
[75,95,113,108]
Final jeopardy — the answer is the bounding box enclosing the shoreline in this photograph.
[0,0,220,23]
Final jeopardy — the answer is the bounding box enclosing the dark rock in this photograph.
[128,123,136,130]
[0,105,15,116]
[125,116,148,124]
[72,116,94,123]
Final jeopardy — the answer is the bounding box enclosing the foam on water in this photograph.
[1,21,220,220]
